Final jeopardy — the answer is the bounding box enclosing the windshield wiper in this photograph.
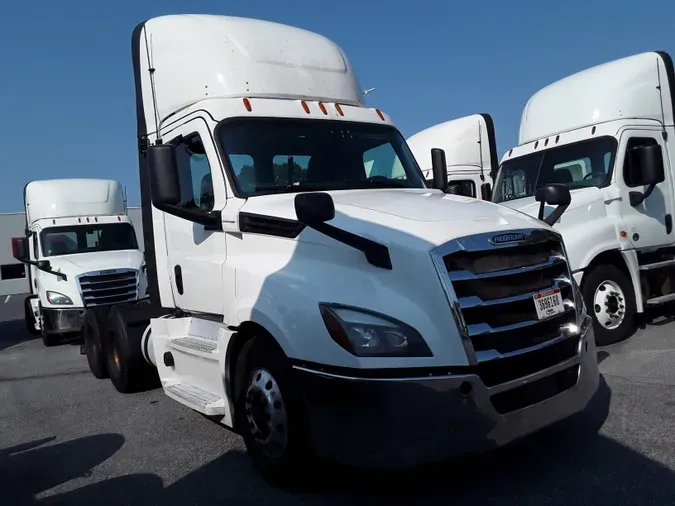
[350,179,409,189]
[254,178,409,195]
[255,183,336,194]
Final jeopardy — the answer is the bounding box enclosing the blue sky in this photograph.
[1,0,674,212]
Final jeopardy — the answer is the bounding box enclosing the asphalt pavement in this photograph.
[0,294,674,505]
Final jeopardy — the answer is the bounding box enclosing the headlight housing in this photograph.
[319,304,432,357]
[46,291,73,305]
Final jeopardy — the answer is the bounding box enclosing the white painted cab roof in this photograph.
[25,179,126,226]
[407,114,497,179]
[135,14,364,130]
[519,51,675,145]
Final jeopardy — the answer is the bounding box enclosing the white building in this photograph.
[0,207,144,297]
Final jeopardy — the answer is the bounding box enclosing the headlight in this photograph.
[319,304,432,357]
[46,291,73,305]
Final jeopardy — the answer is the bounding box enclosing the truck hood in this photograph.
[46,249,144,275]
[36,249,146,308]
[498,187,606,227]
[241,189,548,250]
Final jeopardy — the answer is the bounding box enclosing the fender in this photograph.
[560,219,621,277]
[559,221,643,312]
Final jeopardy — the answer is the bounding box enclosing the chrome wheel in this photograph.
[593,280,626,330]
[245,368,288,458]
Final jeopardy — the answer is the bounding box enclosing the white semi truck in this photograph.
[85,14,598,486]
[11,179,147,354]
[407,114,497,199]
[492,51,675,346]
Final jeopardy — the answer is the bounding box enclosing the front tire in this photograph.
[83,308,110,379]
[582,264,636,346]
[24,296,39,336]
[235,336,314,489]
[39,304,59,347]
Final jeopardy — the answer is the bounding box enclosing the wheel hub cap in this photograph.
[593,280,626,330]
[244,368,288,458]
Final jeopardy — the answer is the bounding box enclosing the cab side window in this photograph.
[623,137,660,188]
[173,133,215,212]
[447,179,476,197]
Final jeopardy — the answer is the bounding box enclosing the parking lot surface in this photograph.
[1,294,674,505]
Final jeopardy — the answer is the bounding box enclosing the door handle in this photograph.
[174,265,184,295]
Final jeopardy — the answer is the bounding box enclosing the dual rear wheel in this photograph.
[82,305,156,392]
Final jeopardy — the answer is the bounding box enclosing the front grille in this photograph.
[433,228,578,362]
[77,269,139,307]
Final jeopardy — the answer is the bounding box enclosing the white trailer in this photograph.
[86,14,598,487]
[492,51,675,346]
[11,179,147,354]
[407,114,497,199]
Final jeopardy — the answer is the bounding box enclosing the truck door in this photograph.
[161,117,227,315]
[28,231,39,294]
[617,129,674,249]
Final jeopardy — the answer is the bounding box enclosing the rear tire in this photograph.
[24,296,39,336]
[105,305,156,393]
[83,308,110,379]
[582,264,636,346]
[235,336,315,489]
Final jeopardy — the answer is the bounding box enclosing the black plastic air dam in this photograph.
[293,321,598,469]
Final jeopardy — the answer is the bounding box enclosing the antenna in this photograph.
[477,120,486,182]
[143,29,163,144]
[656,57,668,141]
[363,88,376,95]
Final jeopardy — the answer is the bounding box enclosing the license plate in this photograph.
[533,287,564,320]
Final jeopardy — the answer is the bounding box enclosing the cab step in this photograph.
[645,293,675,305]
[639,258,675,271]
[170,336,218,354]
[164,381,225,415]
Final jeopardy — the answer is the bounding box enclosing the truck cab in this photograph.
[90,14,598,487]
[12,178,147,346]
[407,114,497,199]
[492,51,675,345]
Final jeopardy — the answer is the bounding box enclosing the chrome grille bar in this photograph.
[76,268,139,307]
[431,228,578,365]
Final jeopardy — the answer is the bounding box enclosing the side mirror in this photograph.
[37,260,51,271]
[295,192,335,226]
[148,144,181,206]
[480,182,492,201]
[627,144,665,206]
[11,237,28,261]
[430,148,448,192]
[535,183,571,226]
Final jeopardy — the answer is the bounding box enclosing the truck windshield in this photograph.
[216,118,426,196]
[40,223,138,257]
[493,137,617,203]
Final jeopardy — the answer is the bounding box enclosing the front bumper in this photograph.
[295,315,599,469]
[42,308,85,334]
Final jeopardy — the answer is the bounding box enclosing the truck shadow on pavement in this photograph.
[3,375,674,505]
[0,318,37,353]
